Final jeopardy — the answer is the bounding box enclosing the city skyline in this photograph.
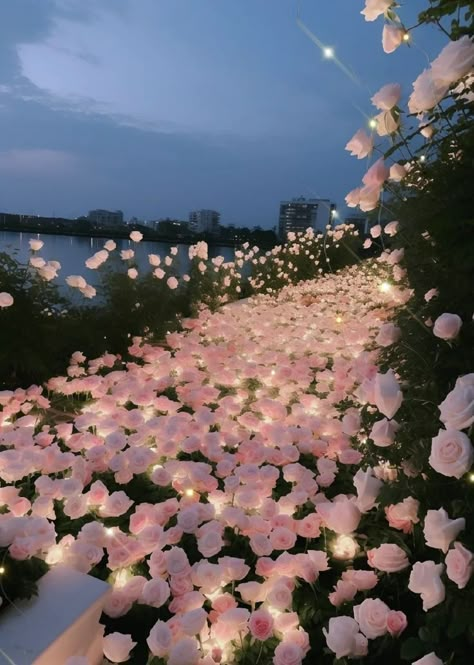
[0,0,444,228]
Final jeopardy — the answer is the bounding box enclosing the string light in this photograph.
[323,46,334,59]
[0,566,5,575]
[369,118,377,130]
[468,473,474,483]
[105,527,115,536]
[403,32,410,42]
[419,155,426,162]
[184,488,195,497]
[379,282,391,293]
[336,316,343,324]
[331,534,359,560]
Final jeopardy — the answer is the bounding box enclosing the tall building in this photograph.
[88,209,124,227]
[189,209,220,235]
[278,197,335,239]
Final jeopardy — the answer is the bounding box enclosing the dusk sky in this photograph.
[0,0,444,228]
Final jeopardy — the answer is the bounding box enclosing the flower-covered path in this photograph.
[0,260,464,665]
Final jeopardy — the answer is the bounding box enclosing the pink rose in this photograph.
[323,616,368,659]
[408,69,449,113]
[270,527,297,551]
[431,36,474,87]
[439,376,474,430]
[129,230,143,242]
[353,468,383,513]
[266,580,293,611]
[316,496,361,534]
[382,25,404,54]
[433,313,462,340]
[384,220,399,236]
[140,578,170,608]
[445,542,473,589]
[386,610,407,637]
[373,370,403,419]
[429,429,474,478]
[168,637,200,665]
[423,508,465,553]
[354,598,390,639]
[389,163,406,182]
[408,561,445,611]
[273,641,304,665]
[368,544,409,572]
[103,632,136,663]
[249,608,274,641]
[345,188,361,208]
[147,620,172,657]
[167,277,179,290]
[385,497,420,533]
[180,608,207,636]
[361,0,392,21]
[342,570,378,591]
[363,159,389,189]
[329,580,357,607]
[376,323,401,347]
[370,418,399,447]
[165,547,191,577]
[359,184,381,211]
[371,83,401,111]
[0,292,14,308]
[345,129,374,159]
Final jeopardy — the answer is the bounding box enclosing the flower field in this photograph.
[0,1,473,663]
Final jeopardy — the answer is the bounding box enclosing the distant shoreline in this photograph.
[0,224,245,249]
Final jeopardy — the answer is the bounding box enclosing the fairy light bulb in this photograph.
[184,488,195,497]
[403,32,410,42]
[0,566,5,575]
[369,118,377,130]
[468,473,474,483]
[379,281,391,293]
[332,534,359,560]
[336,316,343,324]
[323,47,334,59]
[105,527,115,536]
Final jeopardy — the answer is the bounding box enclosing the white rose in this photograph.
[353,598,390,639]
[423,508,465,553]
[439,378,474,430]
[408,561,445,611]
[431,36,474,87]
[429,428,474,478]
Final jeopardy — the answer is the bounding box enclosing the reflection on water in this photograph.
[0,231,235,286]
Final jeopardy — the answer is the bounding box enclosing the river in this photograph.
[0,231,235,286]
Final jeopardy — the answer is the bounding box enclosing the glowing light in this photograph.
[105,527,115,536]
[468,473,474,483]
[369,118,377,130]
[268,607,283,618]
[336,316,343,324]
[331,534,359,560]
[152,464,163,472]
[114,568,132,588]
[184,488,195,497]
[323,47,334,59]
[403,32,410,42]
[419,155,426,162]
[0,566,5,575]
[379,282,391,293]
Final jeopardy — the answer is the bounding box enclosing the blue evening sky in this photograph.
[0,0,444,228]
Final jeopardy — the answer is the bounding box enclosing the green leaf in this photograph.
[400,638,426,661]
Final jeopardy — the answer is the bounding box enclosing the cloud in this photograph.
[0,148,79,175]
[15,1,338,138]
